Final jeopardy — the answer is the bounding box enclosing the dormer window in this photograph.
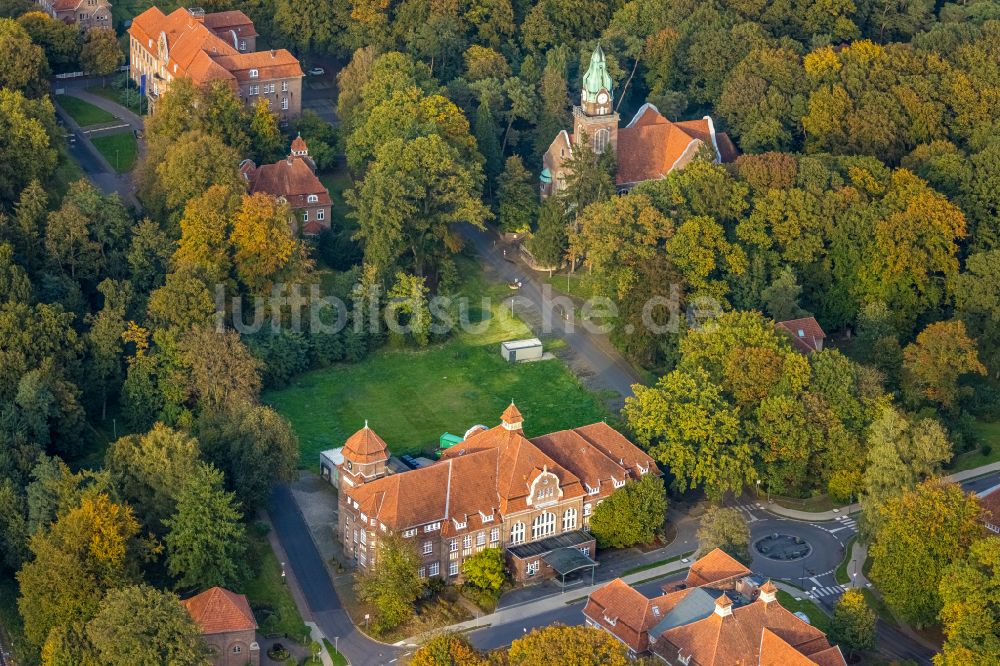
[249,69,259,78]
[307,194,319,203]
[586,484,600,495]
[613,478,625,489]
[452,518,467,530]
[480,511,493,523]
[603,614,617,626]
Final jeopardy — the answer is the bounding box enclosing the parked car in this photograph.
[307,67,325,76]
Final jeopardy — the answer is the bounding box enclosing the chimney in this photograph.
[714,594,733,618]
[187,7,205,23]
[759,581,777,604]
[270,49,276,58]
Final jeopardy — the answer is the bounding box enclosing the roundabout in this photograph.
[748,517,846,582]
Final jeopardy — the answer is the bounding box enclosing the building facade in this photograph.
[240,135,333,236]
[37,0,112,30]
[128,7,302,120]
[540,45,738,196]
[337,404,658,583]
[182,587,260,666]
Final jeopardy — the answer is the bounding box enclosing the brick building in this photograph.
[583,549,847,664]
[337,404,658,583]
[128,6,302,120]
[240,135,332,236]
[37,0,112,30]
[540,45,738,196]
[182,587,260,666]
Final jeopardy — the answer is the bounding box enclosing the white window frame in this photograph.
[249,68,259,78]
[449,539,458,553]
[490,527,499,543]
[308,194,319,203]
[449,562,459,577]
[422,541,432,555]
[428,562,439,576]
[282,81,288,92]
[281,97,289,110]
[510,522,525,544]
[249,84,259,96]
[317,209,325,221]
[303,210,309,222]
[424,522,440,532]
[418,566,426,578]
[463,534,472,550]
[476,532,485,547]
[531,511,555,540]
[563,508,577,531]
[239,39,246,50]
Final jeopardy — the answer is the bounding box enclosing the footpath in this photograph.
[403,558,691,645]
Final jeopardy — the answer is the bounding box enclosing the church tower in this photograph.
[573,45,619,155]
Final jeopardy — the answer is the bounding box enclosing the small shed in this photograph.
[439,432,463,450]
[501,338,543,363]
[319,448,344,488]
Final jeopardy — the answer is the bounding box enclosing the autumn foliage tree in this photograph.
[902,320,986,413]
[869,480,983,628]
[936,536,1000,665]
[508,625,629,666]
[410,633,488,666]
[355,532,425,634]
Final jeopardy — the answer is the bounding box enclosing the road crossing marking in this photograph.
[732,503,759,522]
[809,584,847,597]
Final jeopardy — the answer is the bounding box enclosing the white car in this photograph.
[308,67,325,76]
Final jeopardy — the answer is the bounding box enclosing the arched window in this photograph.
[510,521,525,544]
[563,508,577,531]
[594,128,610,154]
[532,511,555,540]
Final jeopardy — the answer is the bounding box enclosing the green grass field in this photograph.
[951,420,1000,471]
[776,589,830,633]
[91,132,139,173]
[57,95,117,126]
[319,169,353,225]
[241,527,310,641]
[87,84,147,115]
[265,259,610,464]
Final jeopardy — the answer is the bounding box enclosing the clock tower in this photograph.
[573,45,619,155]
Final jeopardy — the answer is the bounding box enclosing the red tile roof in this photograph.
[775,317,826,354]
[182,587,257,635]
[244,155,331,210]
[583,578,692,653]
[501,402,523,425]
[979,486,1000,529]
[685,548,752,588]
[203,10,258,38]
[658,596,839,665]
[129,8,300,88]
[347,409,650,530]
[342,425,389,465]
[616,106,733,186]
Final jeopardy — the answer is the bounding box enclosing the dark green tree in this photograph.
[589,474,667,549]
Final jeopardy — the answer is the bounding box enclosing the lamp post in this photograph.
[280,561,286,584]
[755,479,761,500]
[364,614,370,631]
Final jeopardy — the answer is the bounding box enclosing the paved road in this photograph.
[460,223,643,404]
[269,485,401,666]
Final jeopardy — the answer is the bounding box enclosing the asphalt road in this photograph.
[268,485,402,666]
[459,223,643,403]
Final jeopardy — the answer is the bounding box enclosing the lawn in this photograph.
[776,589,830,634]
[323,639,348,666]
[265,258,610,464]
[319,168,353,224]
[241,526,311,642]
[57,95,117,126]
[950,420,1000,472]
[91,132,139,173]
[87,83,148,115]
[834,535,857,585]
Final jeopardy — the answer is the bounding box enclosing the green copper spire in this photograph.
[581,44,613,105]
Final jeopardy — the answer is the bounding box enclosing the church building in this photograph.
[540,46,738,196]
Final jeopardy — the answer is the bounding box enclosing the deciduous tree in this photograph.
[497,156,537,234]
[902,320,986,413]
[830,589,877,657]
[79,27,121,83]
[411,632,487,666]
[508,625,628,666]
[164,463,246,589]
[695,505,750,563]
[85,585,208,666]
[589,473,666,548]
[355,532,425,634]
[936,536,1000,665]
[461,547,507,594]
[869,480,982,628]
[0,18,48,97]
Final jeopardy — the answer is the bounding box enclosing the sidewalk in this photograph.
[763,459,1000,522]
[402,559,691,645]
